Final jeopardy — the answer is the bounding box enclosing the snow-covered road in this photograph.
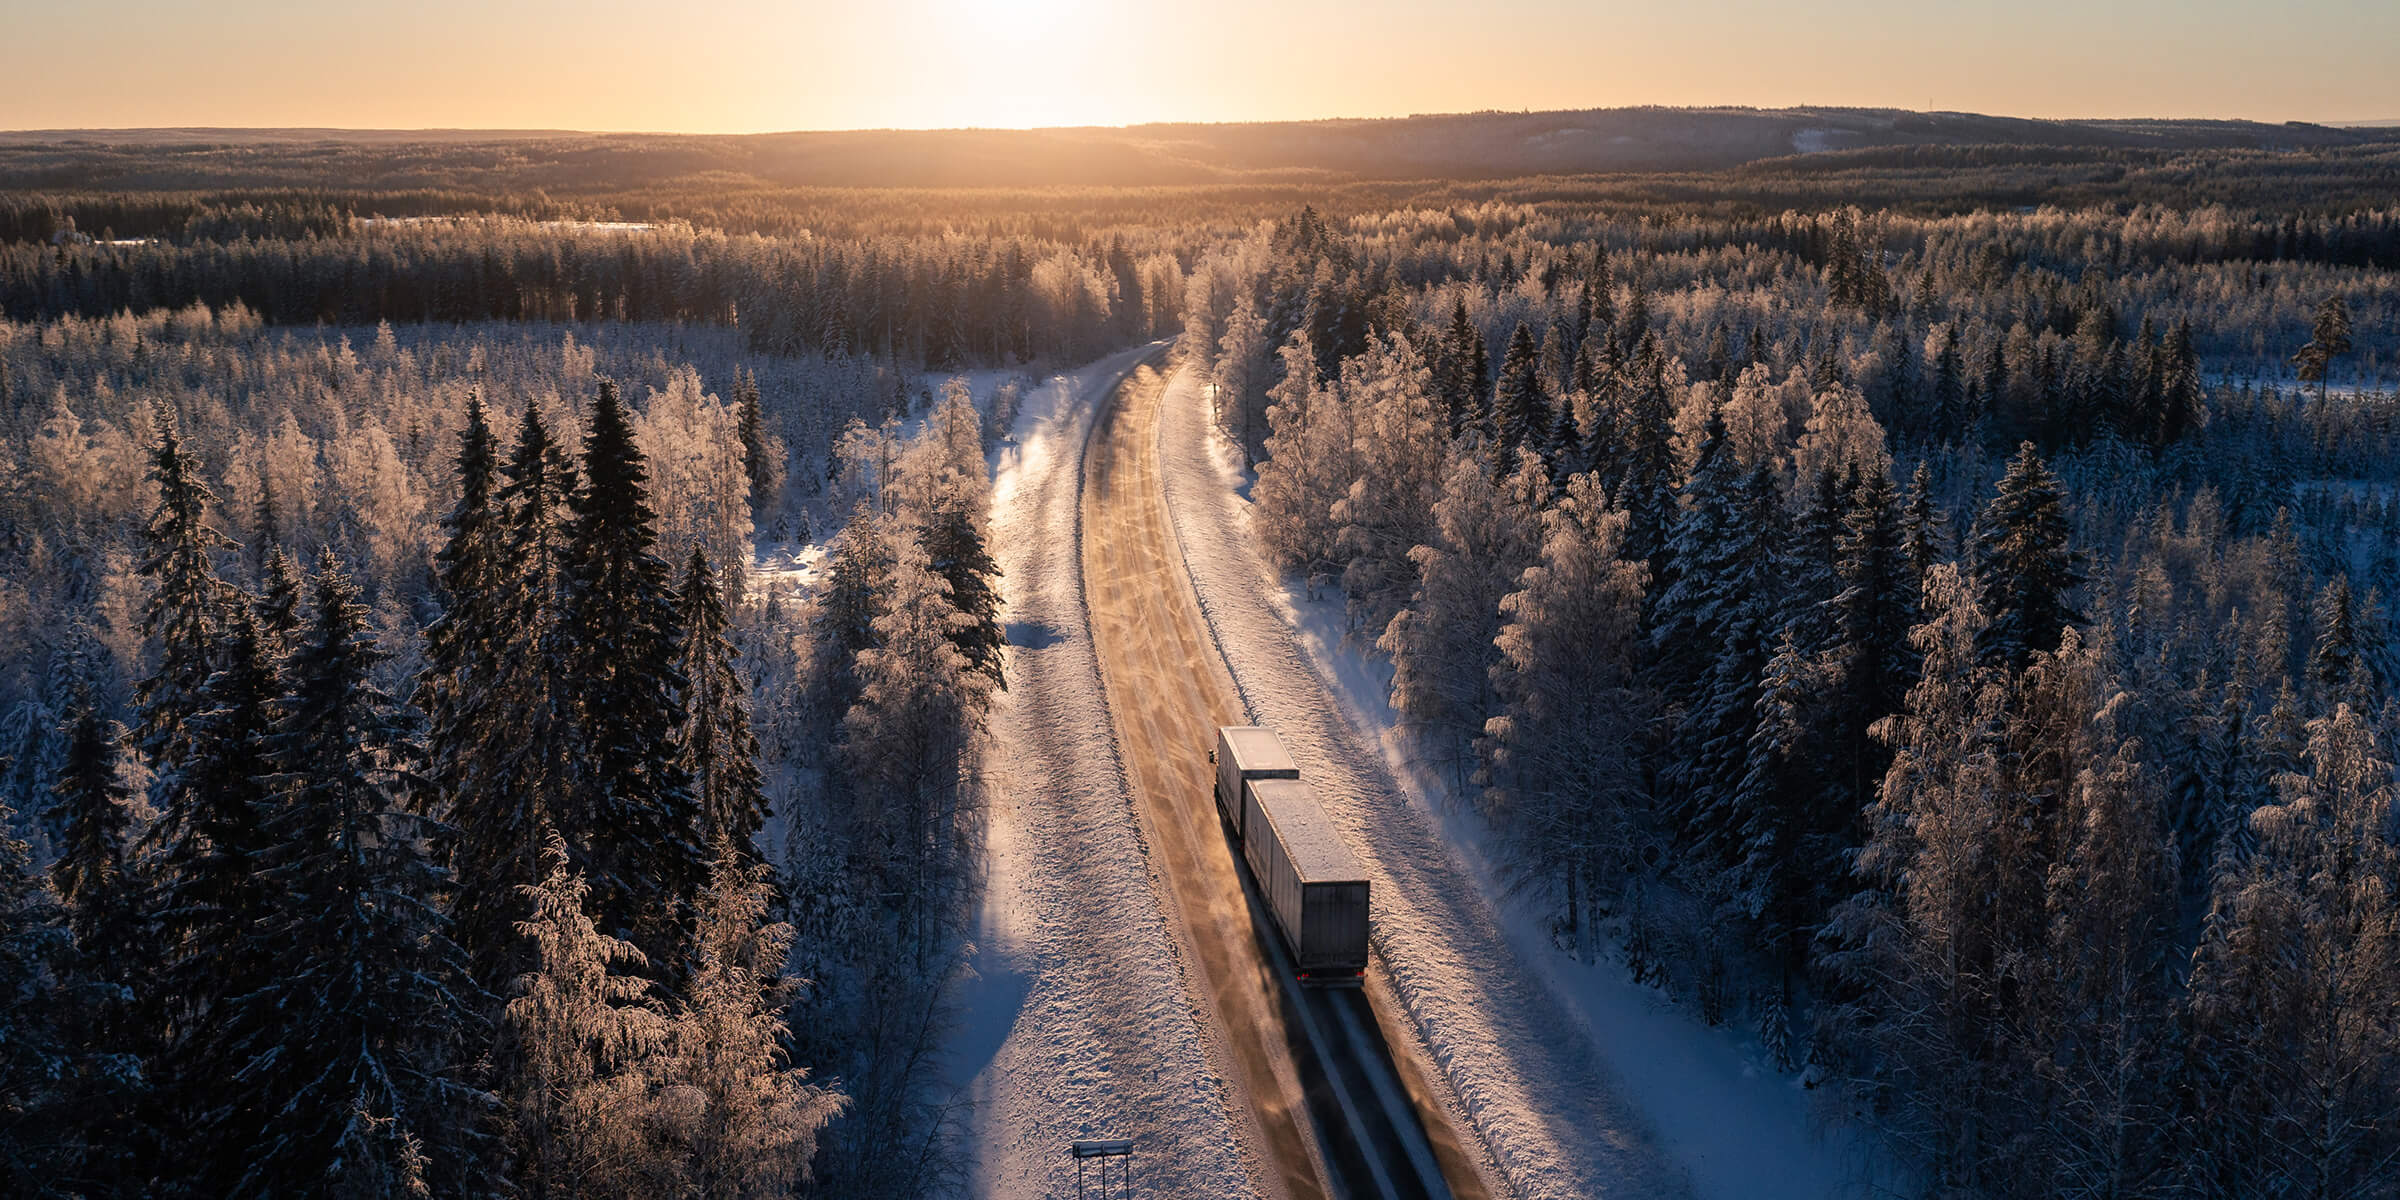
[953,345,1255,1200]
[1150,362,1696,1200]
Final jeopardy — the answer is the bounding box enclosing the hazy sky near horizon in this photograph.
[6,0,2397,132]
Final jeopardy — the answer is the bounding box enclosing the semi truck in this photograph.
[1213,726,1371,987]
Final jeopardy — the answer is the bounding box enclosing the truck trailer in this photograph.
[1215,725,1299,837]
[1212,726,1370,987]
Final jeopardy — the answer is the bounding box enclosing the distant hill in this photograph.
[3,106,2395,191]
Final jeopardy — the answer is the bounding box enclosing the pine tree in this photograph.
[677,550,770,861]
[228,552,492,1198]
[1972,442,2084,672]
[563,379,704,974]
[2290,294,2354,404]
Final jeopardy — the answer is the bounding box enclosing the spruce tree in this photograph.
[734,367,777,518]
[1900,460,1947,588]
[1442,298,1487,434]
[47,696,134,955]
[1972,442,2084,672]
[136,399,233,778]
[228,552,492,1198]
[254,543,304,651]
[562,379,703,972]
[1483,471,1649,946]
[1612,334,1681,575]
[677,549,769,861]
[1826,463,1920,818]
[0,794,77,1196]
[145,607,283,1196]
[664,846,844,1196]
[1492,321,1547,457]
[504,835,672,1200]
[452,400,577,997]
[1659,457,1790,874]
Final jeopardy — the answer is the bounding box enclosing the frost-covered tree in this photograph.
[1481,471,1649,943]
[1382,446,1545,788]
[1213,288,1271,463]
[840,520,989,951]
[1253,330,1354,575]
[1332,334,1446,639]
[2185,704,2400,1199]
[506,834,673,1200]
[661,847,844,1199]
[1492,321,1547,457]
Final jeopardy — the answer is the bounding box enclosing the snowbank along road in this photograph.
[1081,355,1497,1200]
[958,345,1253,1200]
[1149,361,1702,1200]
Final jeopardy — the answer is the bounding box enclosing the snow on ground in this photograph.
[948,345,1255,1200]
[1152,362,1877,1200]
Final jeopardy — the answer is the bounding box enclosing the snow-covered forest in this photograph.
[1,133,2398,1198]
[1199,200,2400,1194]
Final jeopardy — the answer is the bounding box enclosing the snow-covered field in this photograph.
[1150,363,1877,1200]
[948,345,1255,1200]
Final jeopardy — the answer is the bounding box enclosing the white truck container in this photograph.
[1214,725,1299,838]
[1239,777,1371,986]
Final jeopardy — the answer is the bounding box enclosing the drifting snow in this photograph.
[1152,362,1876,1200]
[948,346,1255,1200]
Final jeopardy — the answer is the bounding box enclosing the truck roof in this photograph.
[1247,778,1367,884]
[1220,726,1298,776]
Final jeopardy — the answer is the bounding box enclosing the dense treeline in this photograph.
[0,218,1181,365]
[0,298,1014,1194]
[1206,202,2400,1196]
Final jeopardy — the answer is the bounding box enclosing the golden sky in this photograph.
[7,0,2398,131]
